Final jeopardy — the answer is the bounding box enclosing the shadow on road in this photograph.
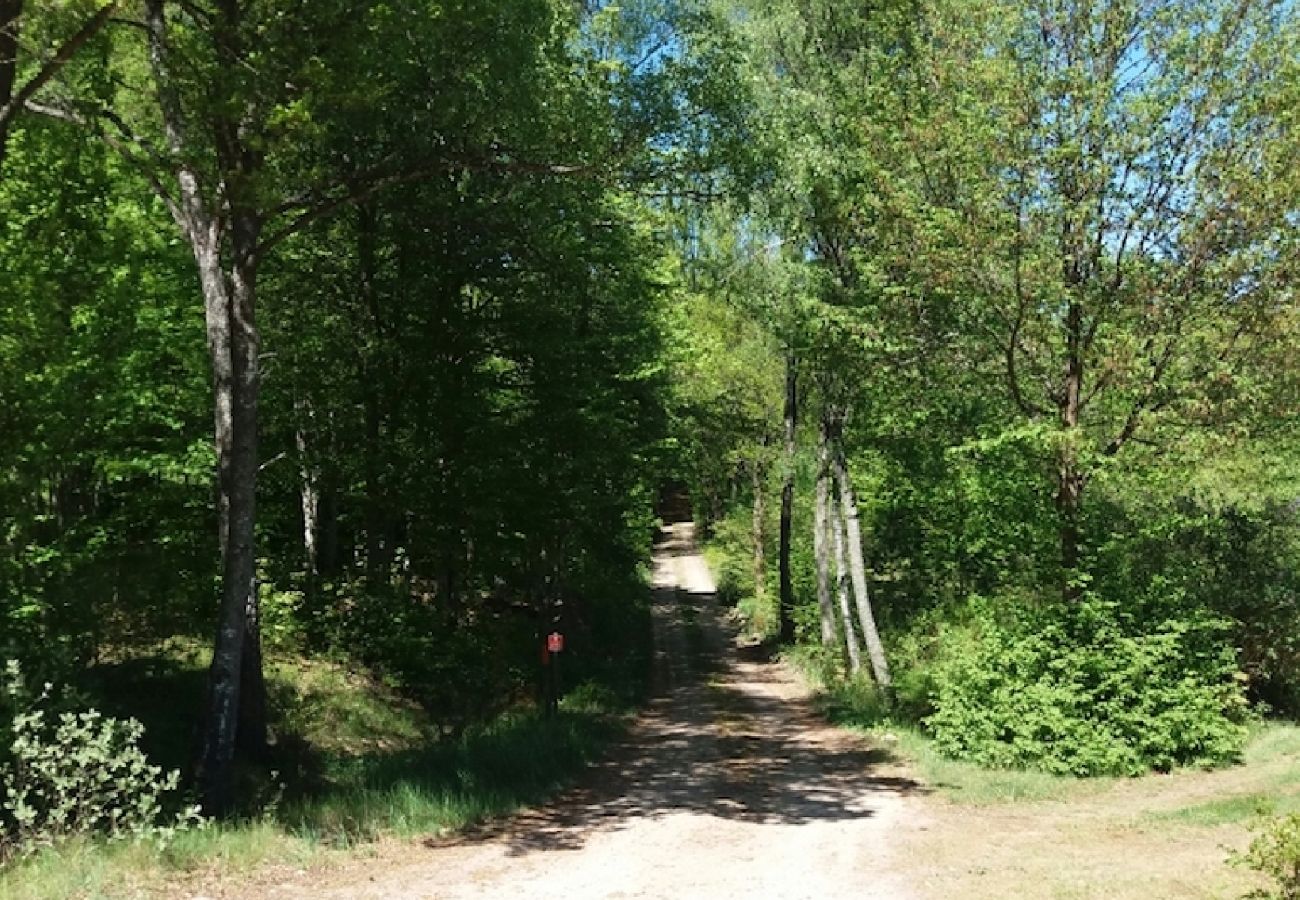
[438,523,924,858]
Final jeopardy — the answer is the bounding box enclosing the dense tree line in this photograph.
[680,0,1299,773]
[0,0,735,813]
[0,0,1296,833]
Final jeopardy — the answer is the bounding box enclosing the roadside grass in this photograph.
[0,821,311,900]
[868,725,1099,804]
[1147,791,1297,827]
[1140,725,1300,828]
[888,726,1300,899]
[699,539,776,642]
[279,705,623,845]
[0,646,634,900]
[789,644,1300,898]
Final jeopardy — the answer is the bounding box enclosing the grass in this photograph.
[883,726,1300,899]
[699,537,777,641]
[868,726,1102,804]
[0,818,316,900]
[1148,792,1284,827]
[790,645,1300,898]
[280,706,623,845]
[0,646,636,900]
[1141,724,1300,828]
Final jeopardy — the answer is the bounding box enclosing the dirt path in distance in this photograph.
[238,521,920,900]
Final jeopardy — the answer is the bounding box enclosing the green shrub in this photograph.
[1,663,200,859]
[1234,813,1300,899]
[925,598,1248,776]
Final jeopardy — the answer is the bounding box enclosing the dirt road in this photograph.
[269,522,918,899]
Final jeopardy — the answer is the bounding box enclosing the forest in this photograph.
[1,0,1298,895]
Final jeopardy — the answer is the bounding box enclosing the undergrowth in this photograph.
[791,645,1300,808]
[800,656,1095,804]
[0,646,638,900]
[1234,812,1300,899]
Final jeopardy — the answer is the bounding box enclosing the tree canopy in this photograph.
[0,0,1296,834]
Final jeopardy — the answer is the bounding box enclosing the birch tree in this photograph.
[17,0,601,812]
[907,0,1300,600]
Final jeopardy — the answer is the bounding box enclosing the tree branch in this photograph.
[257,151,591,255]
[0,0,121,156]
[23,99,184,221]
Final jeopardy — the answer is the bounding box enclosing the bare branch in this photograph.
[1006,310,1048,418]
[108,17,150,32]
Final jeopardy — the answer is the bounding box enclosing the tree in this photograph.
[17,0,615,813]
[0,0,119,168]
[777,348,798,641]
[904,0,1300,599]
[811,409,837,650]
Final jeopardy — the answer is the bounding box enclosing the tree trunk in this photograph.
[830,485,862,675]
[777,350,797,644]
[1057,298,1085,603]
[143,0,248,812]
[146,213,265,810]
[813,413,836,649]
[831,435,890,691]
[192,209,265,810]
[0,0,20,168]
[295,405,319,578]
[751,457,766,604]
[189,231,243,814]
[236,597,266,758]
[229,215,266,761]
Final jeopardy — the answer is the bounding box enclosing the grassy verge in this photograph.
[0,649,635,900]
[886,724,1300,899]
[280,703,624,846]
[790,644,1300,898]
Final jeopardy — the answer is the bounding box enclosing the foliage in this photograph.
[684,0,1300,781]
[1234,814,1300,900]
[0,121,211,676]
[3,0,677,796]
[0,664,200,859]
[0,0,1295,874]
[926,598,1249,776]
[0,648,634,897]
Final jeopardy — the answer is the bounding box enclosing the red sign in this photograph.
[547,632,564,653]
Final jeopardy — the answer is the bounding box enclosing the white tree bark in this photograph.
[831,437,890,689]
[813,417,836,649]
[830,489,862,674]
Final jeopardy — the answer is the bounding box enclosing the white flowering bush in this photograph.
[0,661,202,859]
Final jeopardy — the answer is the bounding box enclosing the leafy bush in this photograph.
[1234,813,1300,899]
[925,598,1249,776]
[0,663,200,859]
